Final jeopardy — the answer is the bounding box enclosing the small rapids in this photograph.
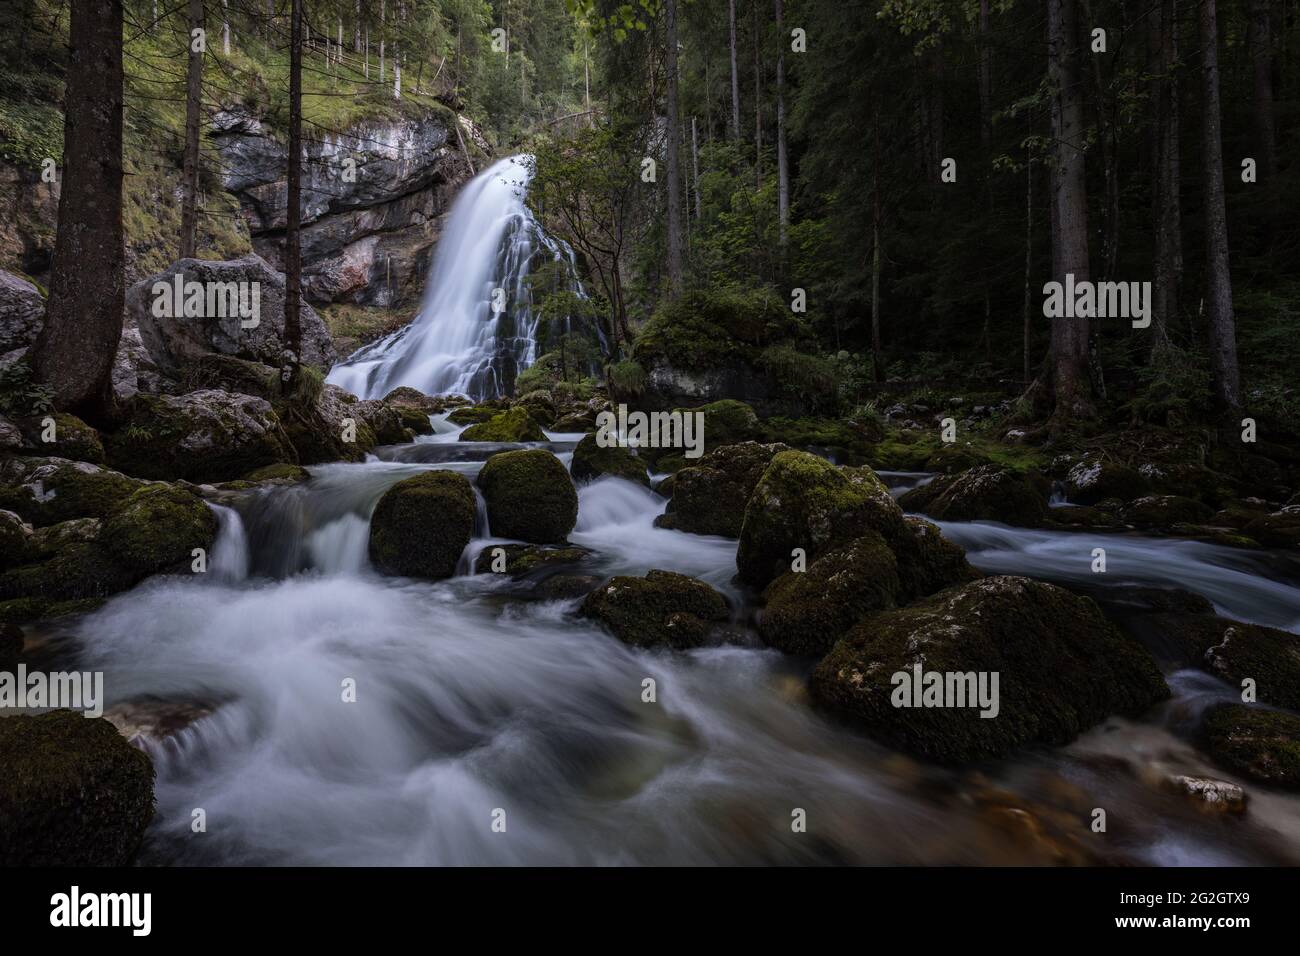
[37,441,1298,866]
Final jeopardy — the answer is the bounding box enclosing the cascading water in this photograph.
[326,155,590,401]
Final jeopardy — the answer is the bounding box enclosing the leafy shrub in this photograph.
[757,344,842,414]
[606,359,647,397]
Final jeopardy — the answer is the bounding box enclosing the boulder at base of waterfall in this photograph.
[476,449,578,544]
[570,433,649,486]
[127,255,337,374]
[1151,614,1300,710]
[655,441,791,537]
[1201,704,1300,791]
[809,576,1170,763]
[1063,456,1149,505]
[352,398,411,445]
[369,471,476,579]
[580,569,729,649]
[473,542,592,577]
[393,405,434,436]
[736,451,905,589]
[382,386,443,412]
[105,390,297,483]
[15,413,105,465]
[276,383,376,465]
[99,484,218,578]
[0,456,144,526]
[0,711,155,866]
[897,465,1050,527]
[459,407,546,442]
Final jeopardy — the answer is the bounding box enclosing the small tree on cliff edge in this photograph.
[29,0,126,423]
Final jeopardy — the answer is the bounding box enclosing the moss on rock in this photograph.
[1064,457,1149,505]
[736,451,905,589]
[1119,495,1215,530]
[242,462,311,483]
[368,471,476,579]
[580,569,729,649]
[897,465,1050,527]
[1201,704,1300,791]
[100,484,218,577]
[0,509,32,569]
[0,457,143,526]
[809,576,1170,763]
[570,433,649,486]
[1157,614,1300,710]
[459,407,546,442]
[0,711,155,865]
[473,543,592,576]
[891,515,982,599]
[655,441,790,537]
[19,412,105,464]
[477,449,578,544]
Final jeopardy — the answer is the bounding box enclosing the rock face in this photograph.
[106,390,297,483]
[656,441,790,537]
[476,449,578,543]
[570,434,649,486]
[127,255,337,375]
[0,711,156,866]
[897,465,1050,527]
[368,471,476,579]
[0,269,44,352]
[212,107,471,308]
[1201,704,1300,791]
[810,576,1170,763]
[580,570,729,649]
[736,450,905,589]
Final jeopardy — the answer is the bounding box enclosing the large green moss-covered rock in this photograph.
[897,465,1050,527]
[276,384,376,465]
[891,515,982,599]
[473,543,592,577]
[1063,456,1149,505]
[459,407,544,442]
[106,389,297,482]
[477,449,578,543]
[368,471,476,579]
[656,441,790,537]
[0,711,155,865]
[1201,704,1300,791]
[736,451,905,589]
[100,484,217,578]
[580,569,729,649]
[570,433,649,486]
[759,532,901,655]
[1154,614,1300,710]
[810,576,1170,763]
[0,457,143,526]
[17,412,105,464]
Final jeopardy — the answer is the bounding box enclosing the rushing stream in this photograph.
[27,414,1298,866]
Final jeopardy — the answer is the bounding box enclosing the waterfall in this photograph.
[326,154,589,401]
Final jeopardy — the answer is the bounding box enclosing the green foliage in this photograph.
[634,285,797,371]
[606,358,646,396]
[756,344,841,415]
[1125,346,1213,427]
[0,361,54,417]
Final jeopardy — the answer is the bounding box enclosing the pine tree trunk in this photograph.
[1247,0,1276,184]
[1023,158,1033,383]
[1047,0,1094,421]
[1151,0,1183,352]
[774,0,789,248]
[664,0,684,294]
[691,116,702,220]
[752,0,762,189]
[179,0,203,260]
[30,0,125,421]
[283,0,304,395]
[1199,0,1242,412]
[728,0,741,141]
[871,104,883,383]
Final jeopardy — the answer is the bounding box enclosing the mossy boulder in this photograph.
[353,399,411,445]
[551,410,596,432]
[459,407,546,442]
[183,354,281,400]
[447,404,502,426]
[473,543,592,576]
[368,471,476,579]
[0,510,33,569]
[580,569,729,649]
[106,389,297,482]
[0,540,135,604]
[898,465,1050,527]
[692,398,760,448]
[759,532,902,655]
[242,462,311,483]
[1154,614,1300,710]
[1119,495,1215,530]
[891,515,982,600]
[382,386,442,412]
[100,484,218,577]
[18,413,105,464]
[1243,507,1300,549]
[570,433,649,486]
[655,441,790,537]
[477,449,578,544]
[736,451,905,589]
[810,576,1170,763]
[393,405,434,436]
[516,389,557,427]
[1201,704,1300,791]
[276,384,376,465]
[0,457,143,526]
[1063,457,1149,505]
[0,711,155,866]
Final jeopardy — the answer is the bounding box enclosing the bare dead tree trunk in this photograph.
[1047,0,1094,422]
[1199,0,1242,413]
[728,0,741,141]
[665,0,684,294]
[180,0,203,260]
[30,0,125,422]
[283,0,304,395]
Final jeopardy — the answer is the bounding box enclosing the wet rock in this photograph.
[1243,506,1300,549]
[0,269,44,352]
[392,405,434,436]
[103,698,213,744]
[1161,774,1248,815]
[352,398,409,445]
[580,569,729,649]
[1201,704,1300,791]
[1119,495,1215,530]
[0,711,155,866]
[277,383,376,465]
[0,509,32,570]
[0,456,143,526]
[368,471,476,579]
[1063,456,1149,505]
[381,386,442,412]
[551,409,596,432]
[736,451,905,589]
[570,433,649,486]
[759,532,902,655]
[655,441,790,537]
[890,515,981,599]
[106,389,297,483]
[99,484,218,578]
[1155,614,1300,710]
[477,449,578,543]
[516,389,556,427]
[897,465,1050,527]
[535,574,603,601]
[810,576,1170,763]
[447,403,502,426]
[473,543,592,577]
[1044,504,1121,530]
[16,412,104,464]
[459,407,546,442]
[241,463,311,484]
